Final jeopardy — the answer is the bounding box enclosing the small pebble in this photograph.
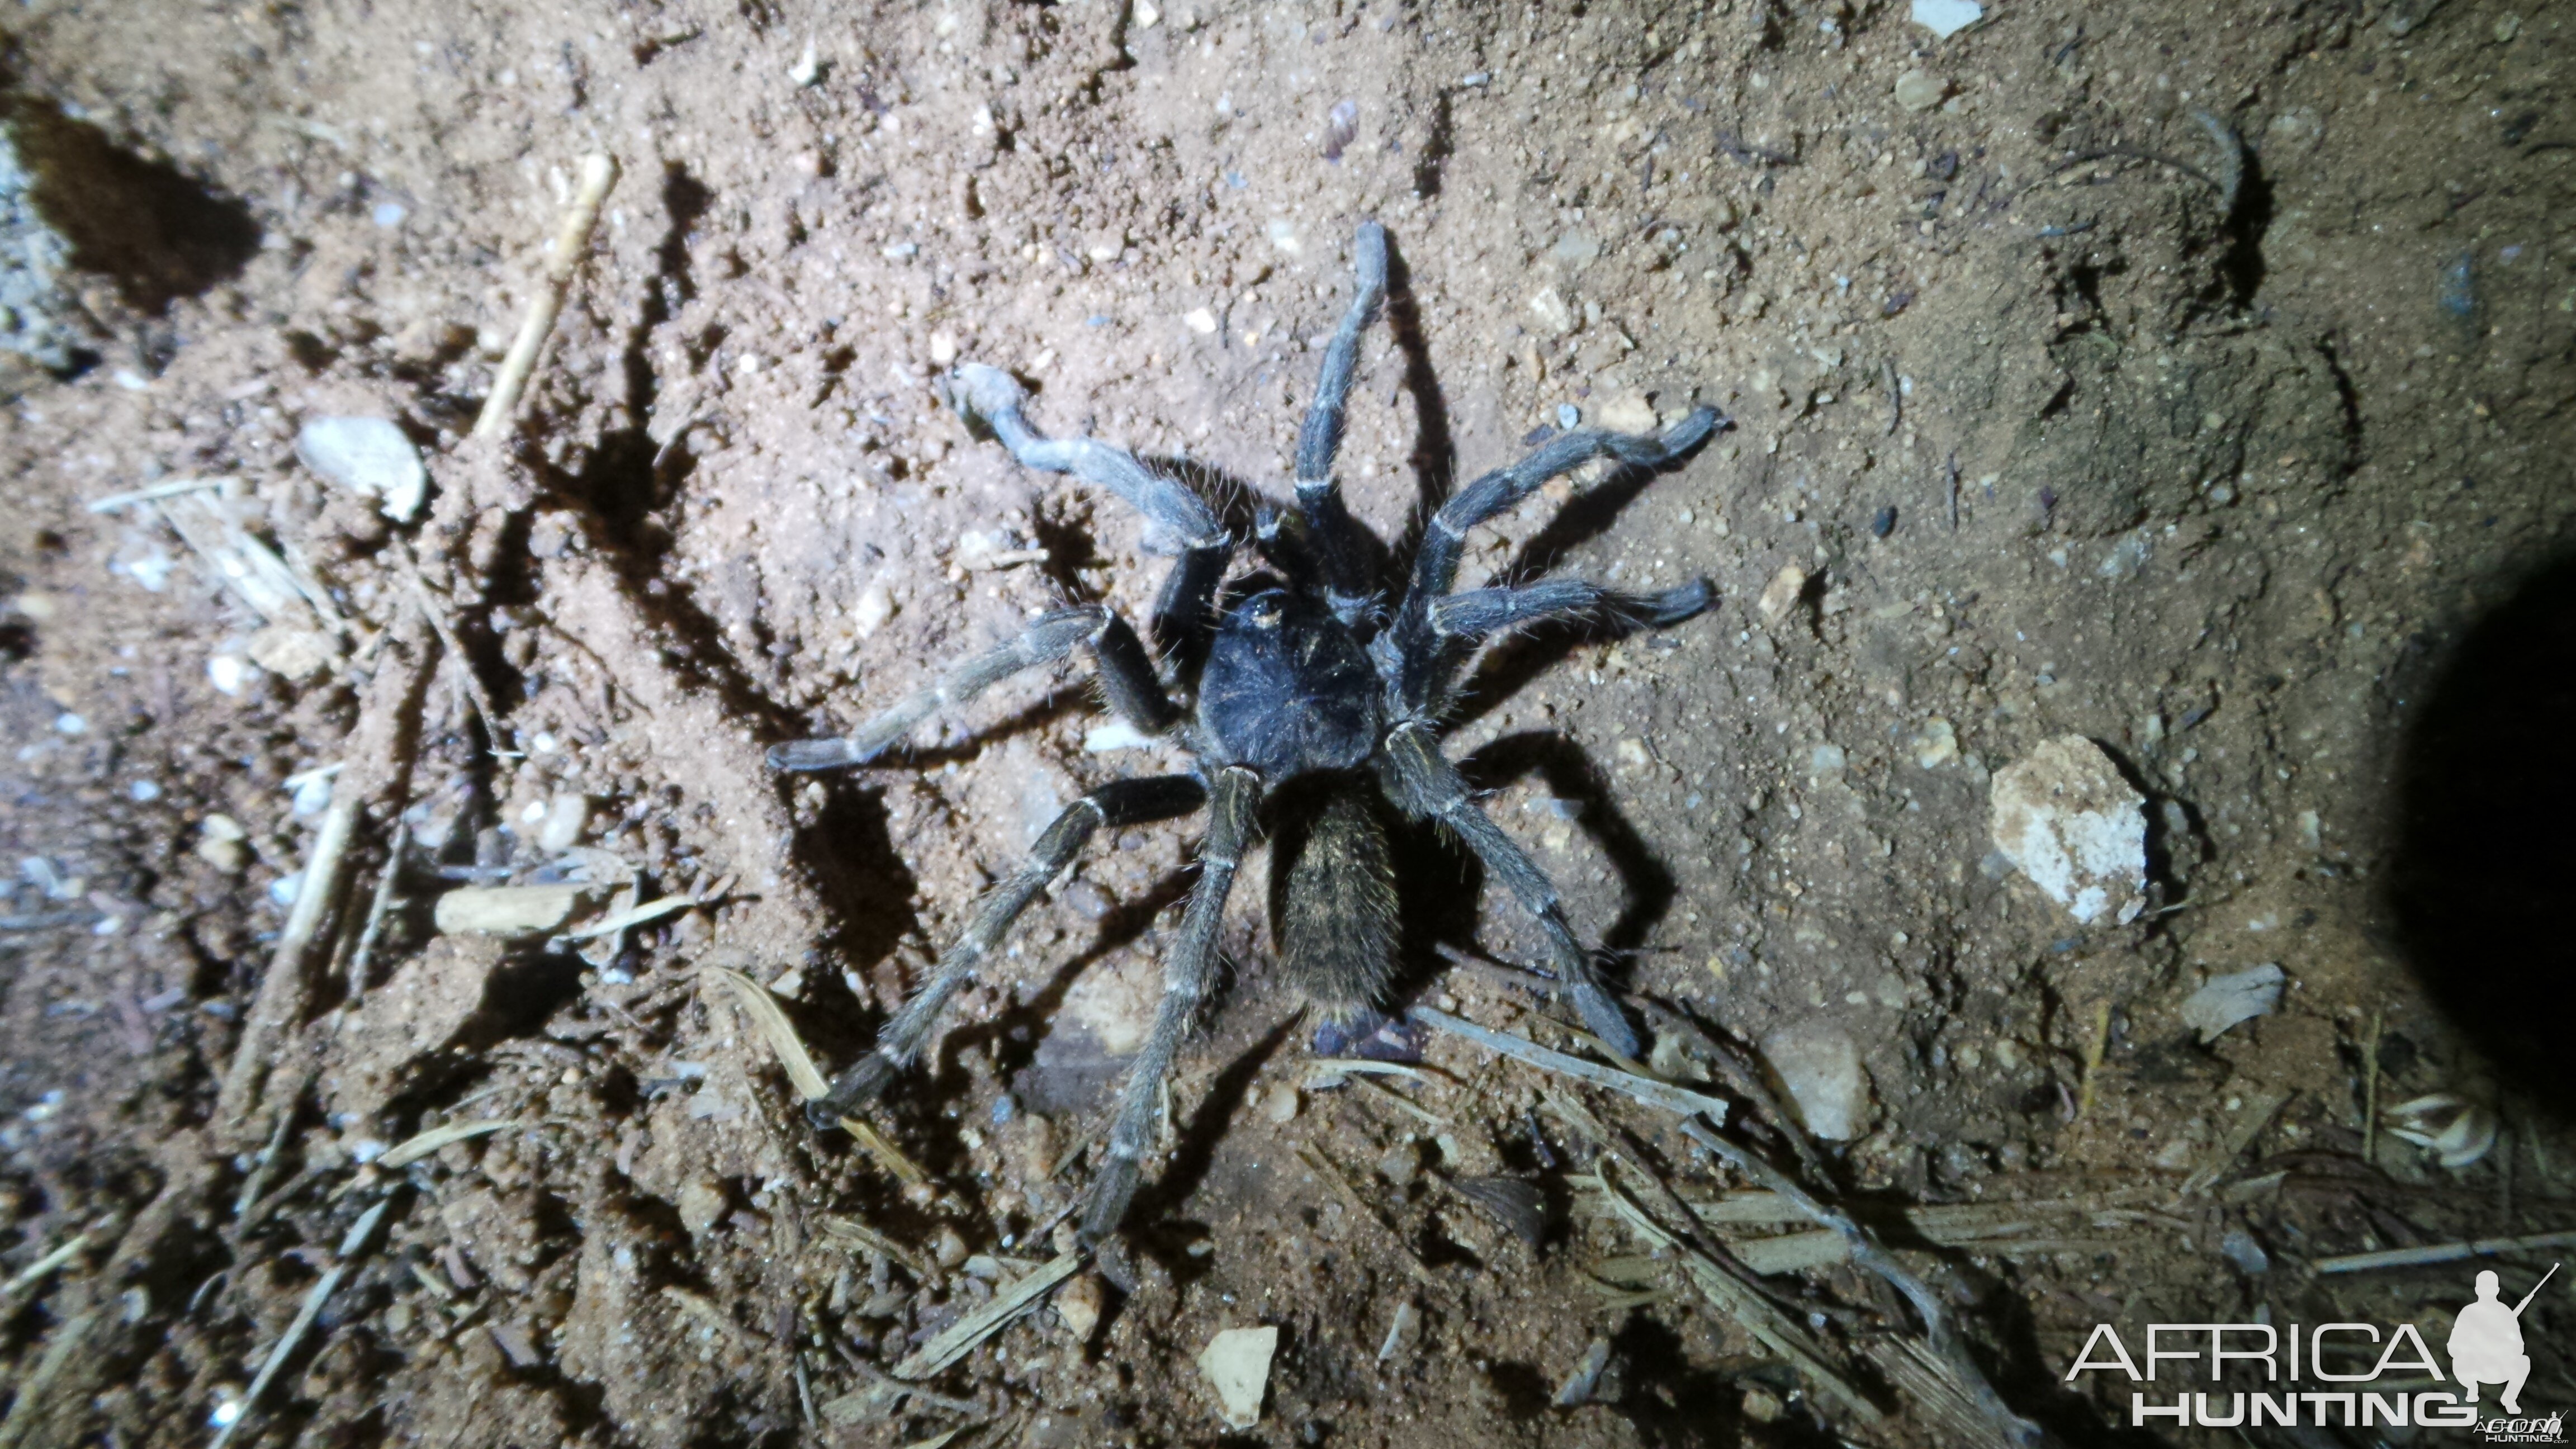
[1263,1085,1300,1123]
[1056,1273,1105,1341]
[677,1177,728,1234]
[1198,1325,1279,1431]
[1556,402,1581,429]
[370,201,407,229]
[296,416,427,522]
[932,1225,969,1269]
[52,712,84,735]
[537,794,590,854]
[1756,563,1809,623]
[1910,0,1983,38]
[1871,505,1897,538]
[1760,1020,1871,1140]
[851,584,893,638]
[2180,964,2285,1043]
[1183,306,1218,334]
[1893,69,1947,112]
[1988,735,2149,925]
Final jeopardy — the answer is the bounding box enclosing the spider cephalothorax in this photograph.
[771,222,1724,1240]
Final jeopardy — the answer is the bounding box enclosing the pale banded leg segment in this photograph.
[1380,722,1642,1059]
[809,774,1206,1128]
[768,605,1175,771]
[947,363,1228,555]
[1079,765,1261,1243]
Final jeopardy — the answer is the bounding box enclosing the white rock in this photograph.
[206,654,251,696]
[851,584,893,638]
[1760,1020,1871,1141]
[537,794,591,854]
[2180,964,2284,1043]
[1197,1325,1278,1430]
[1756,563,1808,622]
[1527,286,1576,336]
[1183,307,1218,335]
[1597,394,1658,433]
[1988,735,2147,925]
[1893,69,1947,113]
[1910,0,1984,39]
[295,416,426,522]
[1911,718,1959,769]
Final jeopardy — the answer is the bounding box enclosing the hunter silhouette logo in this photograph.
[2452,1265,2553,1415]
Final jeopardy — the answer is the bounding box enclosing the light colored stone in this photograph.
[433,883,588,938]
[2180,964,2284,1043]
[1527,286,1576,336]
[247,626,336,681]
[1893,69,1947,112]
[1911,718,1959,769]
[1183,306,1218,334]
[296,415,426,522]
[1756,563,1808,622]
[1056,1273,1105,1341]
[677,1177,729,1234]
[537,794,591,854]
[1988,736,2148,925]
[1760,1020,1871,1141]
[1597,394,1659,433]
[1910,0,1983,39]
[1197,1325,1278,1430]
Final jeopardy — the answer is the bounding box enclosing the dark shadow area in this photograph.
[2215,146,2272,309]
[1606,1314,1754,1448]
[2387,547,2576,1119]
[7,98,261,314]
[1457,731,1677,959]
[1377,233,1459,583]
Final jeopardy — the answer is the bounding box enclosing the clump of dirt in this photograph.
[2,1,2573,1446]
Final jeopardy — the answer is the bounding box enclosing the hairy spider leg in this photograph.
[1414,577,1717,714]
[766,605,1176,771]
[945,362,1240,665]
[1291,220,1390,617]
[1386,409,1724,708]
[1082,765,1261,1242]
[1381,722,1644,1059]
[806,774,1208,1127]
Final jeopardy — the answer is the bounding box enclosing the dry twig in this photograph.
[475,154,621,438]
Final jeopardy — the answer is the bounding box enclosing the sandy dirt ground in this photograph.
[2,0,2574,1445]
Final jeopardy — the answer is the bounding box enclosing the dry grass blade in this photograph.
[1593,1159,1883,1426]
[2317,1228,2576,1274]
[562,893,700,941]
[818,1214,931,1275]
[378,1118,517,1169]
[209,1196,393,1449]
[84,475,230,513]
[1675,1120,2044,1447]
[1306,1058,1448,1083]
[708,967,831,1101]
[892,1250,1081,1380]
[842,1116,932,1188]
[1410,1007,1729,1122]
[475,153,619,437]
[0,1216,116,1298]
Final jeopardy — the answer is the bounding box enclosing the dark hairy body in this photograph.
[771,222,1725,1241]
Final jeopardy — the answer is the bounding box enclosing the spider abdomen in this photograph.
[1199,588,1381,778]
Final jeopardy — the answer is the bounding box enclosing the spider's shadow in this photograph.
[1452,731,1677,960]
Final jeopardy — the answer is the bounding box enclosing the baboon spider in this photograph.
[772,222,1725,1242]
